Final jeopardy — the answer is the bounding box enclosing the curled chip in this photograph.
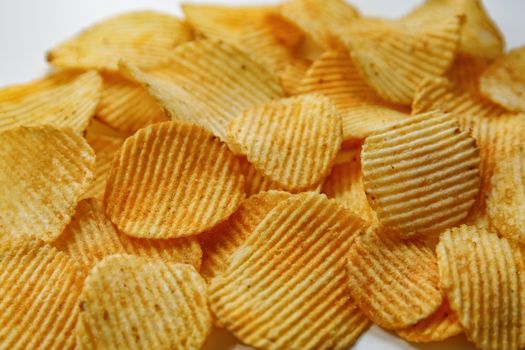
[480,47,525,113]
[200,191,290,281]
[437,225,525,350]
[47,11,192,71]
[346,229,442,330]
[53,199,202,270]
[0,126,94,242]
[0,237,84,350]
[210,192,370,350]
[122,39,282,140]
[300,50,409,141]
[104,121,245,239]
[361,110,480,237]
[227,94,341,191]
[343,15,462,105]
[77,255,212,350]
[97,73,167,133]
[397,300,462,343]
[0,70,101,133]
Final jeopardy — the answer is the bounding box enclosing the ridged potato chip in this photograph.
[77,255,212,350]
[480,47,525,112]
[446,55,491,94]
[343,15,462,105]
[0,70,101,133]
[53,199,202,270]
[47,11,192,71]
[86,118,130,140]
[0,237,84,350]
[347,229,442,330]
[210,192,370,350]
[104,121,245,239]
[97,73,167,133]
[239,157,285,196]
[361,111,480,237]
[0,126,94,242]
[122,39,282,140]
[437,225,525,350]
[300,50,410,141]
[200,191,290,281]
[279,58,311,96]
[397,300,462,343]
[227,94,341,191]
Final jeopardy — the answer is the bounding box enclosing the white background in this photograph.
[0,1,522,349]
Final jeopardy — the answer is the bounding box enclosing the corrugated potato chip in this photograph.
[104,121,245,239]
[239,157,285,196]
[210,192,370,350]
[77,255,211,350]
[0,126,95,242]
[85,118,130,139]
[122,39,282,140]
[47,11,192,71]
[437,225,525,350]
[0,70,101,133]
[446,55,491,94]
[0,237,84,350]
[279,58,311,96]
[347,229,442,330]
[227,94,341,191]
[53,199,202,270]
[361,111,480,237]
[200,191,290,281]
[480,47,525,112]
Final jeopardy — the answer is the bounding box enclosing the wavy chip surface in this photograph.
[0,126,95,242]
[77,255,211,350]
[210,192,370,350]
[361,111,480,237]
[104,121,245,239]
[437,225,525,350]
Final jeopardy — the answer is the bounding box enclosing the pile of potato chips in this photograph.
[1,0,524,349]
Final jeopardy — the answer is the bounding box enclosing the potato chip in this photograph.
[347,229,442,330]
[300,50,410,141]
[0,70,101,133]
[200,191,290,281]
[227,94,341,191]
[279,58,311,96]
[0,126,95,242]
[53,199,202,270]
[403,0,504,59]
[446,55,491,94]
[361,110,480,237]
[47,11,192,71]
[397,300,462,343]
[238,157,285,196]
[437,225,525,350]
[104,121,245,239]
[97,72,167,133]
[0,237,84,350]
[85,118,130,140]
[480,47,525,112]
[122,39,282,140]
[210,192,370,350]
[343,15,462,105]
[77,255,211,349]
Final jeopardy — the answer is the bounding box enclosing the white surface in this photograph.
[0,1,522,349]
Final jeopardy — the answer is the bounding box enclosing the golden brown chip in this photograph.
[361,110,480,237]
[122,39,282,140]
[238,157,286,196]
[300,50,410,141]
[227,94,341,191]
[210,192,370,350]
[347,229,442,330]
[279,58,311,96]
[85,118,130,140]
[0,70,101,133]
[104,121,245,239]
[0,237,84,350]
[446,55,491,94]
[480,47,525,112]
[53,199,202,270]
[97,72,167,133]
[343,15,462,105]
[199,191,290,281]
[47,11,192,71]
[437,225,525,350]
[77,255,212,349]
[0,126,95,242]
